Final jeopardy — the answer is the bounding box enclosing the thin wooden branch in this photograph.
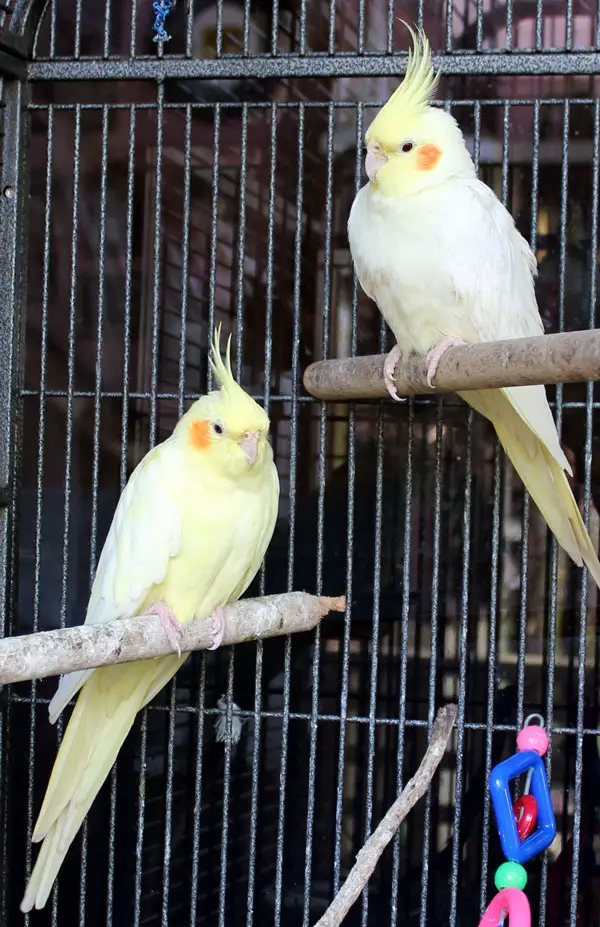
[314,704,458,927]
[303,329,600,401]
[0,593,346,685]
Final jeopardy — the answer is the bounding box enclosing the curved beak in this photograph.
[239,431,259,465]
[366,149,387,182]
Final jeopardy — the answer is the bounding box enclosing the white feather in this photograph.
[349,177,544,350]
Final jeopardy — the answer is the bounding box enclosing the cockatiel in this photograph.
[347,25,600,588]
[21,328,280,912]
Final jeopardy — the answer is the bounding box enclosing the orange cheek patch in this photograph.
[189,419,211,450]
[417,144,442,171]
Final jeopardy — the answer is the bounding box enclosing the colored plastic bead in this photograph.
[477,887,531,927]
[513,794,538,840]
[490,750,556,864]
[494,861,528,891]
[516,725,549,757]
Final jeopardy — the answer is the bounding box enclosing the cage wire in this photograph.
[0,0,600,925]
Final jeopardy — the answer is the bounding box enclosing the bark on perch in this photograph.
[314,704,458,927]
[0,592,345,685]
[303,329,600,401]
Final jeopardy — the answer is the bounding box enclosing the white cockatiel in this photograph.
[21,327,280,912]
[347,25,600,587]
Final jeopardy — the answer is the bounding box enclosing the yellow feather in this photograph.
[366,22,439,148]
[209,322,236,394]
[463,387,600,587]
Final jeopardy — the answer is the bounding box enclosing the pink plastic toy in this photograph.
[477,887,531,927]
[516,725,549,757]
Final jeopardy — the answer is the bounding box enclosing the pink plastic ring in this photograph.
[477,887,531,927]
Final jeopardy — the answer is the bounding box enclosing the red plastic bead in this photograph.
[513,794,538,840]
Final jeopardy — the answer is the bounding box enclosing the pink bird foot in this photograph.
[425,336,466,388]
[208,606,227,651]
[148,601,184,658]
[383,345,406,402]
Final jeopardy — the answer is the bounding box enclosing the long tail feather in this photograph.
[460,387,600,588]
[21,654,181,912]
[48,668,95,724]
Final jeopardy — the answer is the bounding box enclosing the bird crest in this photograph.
[209,324,238,395]
[207,324,269,434]
[366,23,439,145]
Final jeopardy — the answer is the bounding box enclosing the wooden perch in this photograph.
[314,704,457,927]
[0,593,345,685]
[303,329,600,401]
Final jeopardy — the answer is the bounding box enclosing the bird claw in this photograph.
[425,336,465,388]
[148,601,183,658]
[208,606,227,651]
[383,345,406,402]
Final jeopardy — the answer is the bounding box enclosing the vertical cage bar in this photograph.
[331,98,361,900]
[23,101,53,921]
[160,683,178,926]
[50,101,82,926]
[0,77,32,925]
[104,114,138,927]
[359,402,384,927]
[246,100,279,927]
[149,82,165,447]
[133,713,148,927]
[567,95,599,927]
[301,99,334,927]
[234,103,249,371]
[419,402,444,927]
[447,407,473,927]
[389,403,413,927]
[188,658,207,926]
[207,105,221,392]
[273,99,305,926]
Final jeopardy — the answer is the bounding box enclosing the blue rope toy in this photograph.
[152,0,174,43]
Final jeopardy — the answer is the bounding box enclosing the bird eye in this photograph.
[213,422,224,435]
[401,142,415,153]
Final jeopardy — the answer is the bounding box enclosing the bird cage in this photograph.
[1,1,600,926]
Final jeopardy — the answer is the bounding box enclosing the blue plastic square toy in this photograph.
[489,749,556,864]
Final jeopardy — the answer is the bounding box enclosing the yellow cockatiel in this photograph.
[21,328,280,912]
[347,25,600,588]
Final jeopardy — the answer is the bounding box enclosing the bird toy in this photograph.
[478,713,557,927]
[152,0,174,43]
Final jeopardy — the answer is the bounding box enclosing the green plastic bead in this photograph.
[494,861,527,891]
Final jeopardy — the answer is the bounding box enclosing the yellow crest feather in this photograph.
[209,324,236,393]
[366,23,439,144]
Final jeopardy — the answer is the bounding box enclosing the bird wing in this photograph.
[435,181,570,470]
[442,179,544,344]
[48,439,186,722]
[87,438,185,623]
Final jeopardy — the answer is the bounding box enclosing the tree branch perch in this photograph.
[303,329,600,401]
[0,593,346,685]
[314,704,458,927]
